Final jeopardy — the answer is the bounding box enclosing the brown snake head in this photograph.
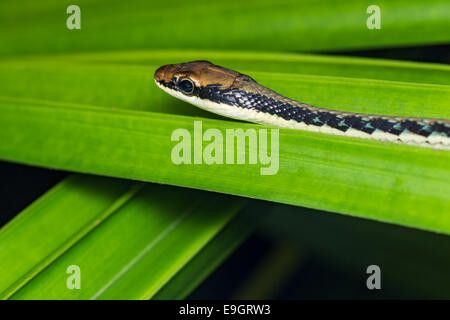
[154,60,260,97]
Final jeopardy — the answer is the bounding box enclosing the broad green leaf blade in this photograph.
[0,175,140,299]
[0,174,244,299]
[0,0,449,56]
[0,51,449,117]
[0,98,448,234]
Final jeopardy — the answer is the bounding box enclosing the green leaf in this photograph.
[0,0,449,56]
[1,51,449,118]
[154,204,258,299]
[0,175,139,299]
[0,96,449,234]
[0,51,449,234]
[0,174,245,299]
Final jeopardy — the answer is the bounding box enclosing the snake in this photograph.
[154,61,450,150]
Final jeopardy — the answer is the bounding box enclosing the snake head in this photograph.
[154,60,244,96]
[154,60,261,118]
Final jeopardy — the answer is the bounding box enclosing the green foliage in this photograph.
[0,0,449,300]
[0,175,245,299]
[0,51,449,234]
[0,0,449,55]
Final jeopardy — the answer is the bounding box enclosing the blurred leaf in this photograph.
[0,174,245,299]
[0,0,449,56]
[260,203,450,298]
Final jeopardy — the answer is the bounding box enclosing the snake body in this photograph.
[154,61,450,150]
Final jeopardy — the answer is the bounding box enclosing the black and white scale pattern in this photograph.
[198,85,450,139]
[158,78,450,143]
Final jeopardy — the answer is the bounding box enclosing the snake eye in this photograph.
[179,79,194,95]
